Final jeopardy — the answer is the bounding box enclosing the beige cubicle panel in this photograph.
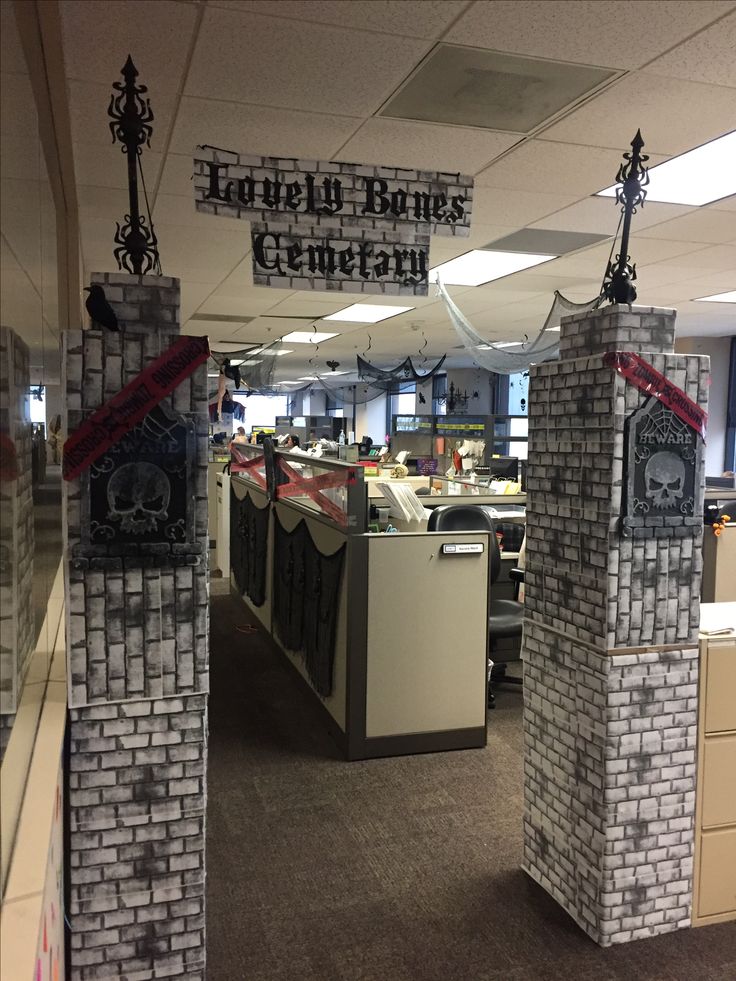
[701,527,736,602]
[360,534,488,740]
[692,624,736,927]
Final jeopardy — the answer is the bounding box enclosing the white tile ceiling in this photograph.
[53,0,736,384]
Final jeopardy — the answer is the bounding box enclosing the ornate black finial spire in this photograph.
[108,55,160,275]
[601,129,649,305]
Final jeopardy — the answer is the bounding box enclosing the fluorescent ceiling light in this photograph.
[322,304,414,323]
[228,359,244,366]
[429,250,557,287]
[477,341,523,350]
[278,380,302,385]
[596,131,736,206]
[241,359,263,366]
[280,331,339,343]
[693,290,736,303]
[250,347,292,356]
[544,326,561,332]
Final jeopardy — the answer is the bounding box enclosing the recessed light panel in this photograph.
[693,290,736,303]
[280,331,340,343]
[250,348,293,356]
[381,44,615,132]
[597,131,736,206]
[429,250,557,287]
[322,304,414,324]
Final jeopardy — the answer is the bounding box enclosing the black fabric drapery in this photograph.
[357,354,446,386]
[272,513,345,697]
[230,487,269,606]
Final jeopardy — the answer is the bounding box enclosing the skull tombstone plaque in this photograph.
[73,403,199,565]
[622,397,703,538]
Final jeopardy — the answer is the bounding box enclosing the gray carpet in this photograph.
[207,594,736,981]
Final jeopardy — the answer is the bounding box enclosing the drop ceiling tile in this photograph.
[68,80,178,148]
[476,139,668,196]
[204,291,293,315]
[156,154,198,198]
[78,186,134,219]
[265,295,356,318]
[638,209,736,245]
[181,282,216,322]
[706,193,736,213]
[60,0,199,91]
[169,96,361,159]
[1,2,27,74]
[471,187,582,227]
[210,0,468,38]
[1,73,41,180]
[152,193,248,232]
[335,118,517,174]
[446,1,733,70]
[540,72,736,154]
[646,244,736,273]
[643,10,736,87]
[74,143,164,190]
[186,6,431,116]
[530,196,693,234]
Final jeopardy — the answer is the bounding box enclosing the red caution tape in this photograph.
[230,446,267,488]
[603,351,707,441]
[63,335,210,481]
[277,458,355,526]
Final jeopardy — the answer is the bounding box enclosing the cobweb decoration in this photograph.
[357,353,446,387]
[436,279,600,375]
[209,340,291,391]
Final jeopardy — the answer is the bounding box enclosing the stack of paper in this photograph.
[376,482,432,522]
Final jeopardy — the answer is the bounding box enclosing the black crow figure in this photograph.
[84,285,119,331]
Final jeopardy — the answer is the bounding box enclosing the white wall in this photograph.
[445,368,493,414]
[355,393,387,443]
[675,336,732,474]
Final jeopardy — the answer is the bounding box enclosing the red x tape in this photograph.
[230,446,267,488]
[277,458,355,526]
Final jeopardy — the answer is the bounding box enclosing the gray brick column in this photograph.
[62,274,209,979]
[0,327,34,761]
[521,304,708,946]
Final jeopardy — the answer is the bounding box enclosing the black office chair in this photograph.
[427,505,524,707]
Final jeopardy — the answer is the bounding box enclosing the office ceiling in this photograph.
[11,0,736,381]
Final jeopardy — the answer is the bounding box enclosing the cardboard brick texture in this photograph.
[521,304,709,946]
[63,274,209,980]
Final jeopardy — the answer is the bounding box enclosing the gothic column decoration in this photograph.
[601,129,649,306]
[108,55,160,276]
[63,58,208,980]
[521,302,709,946]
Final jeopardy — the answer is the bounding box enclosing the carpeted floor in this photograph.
[207,594,736,981]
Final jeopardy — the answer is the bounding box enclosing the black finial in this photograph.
[108,55,160,275]
[601,129,650,305]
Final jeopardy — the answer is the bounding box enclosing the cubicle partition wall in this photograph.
[230,445,489,760]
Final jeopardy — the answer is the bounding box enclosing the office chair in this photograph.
[427,505,523,707]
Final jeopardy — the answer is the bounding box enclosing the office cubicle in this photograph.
[230,444,489,760]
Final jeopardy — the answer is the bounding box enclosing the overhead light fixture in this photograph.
[693,290,736,303]
[280,331,339,343]
[477,342,523,350]
[278,380,302,385]
[429,250,557,287]
[240,359,263,366]
[228,359,245,366]
[250,347,293,356]
[322,304,414,323]
[597,130,736,206]
[544,326,561,332]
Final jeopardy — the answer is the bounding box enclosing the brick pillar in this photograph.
[0,327,34,761]
[63,274,209,978]
[521,304,709,946]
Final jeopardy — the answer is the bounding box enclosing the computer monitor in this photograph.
[489,456,519,480]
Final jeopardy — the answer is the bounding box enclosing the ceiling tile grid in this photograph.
[55,0,735,370]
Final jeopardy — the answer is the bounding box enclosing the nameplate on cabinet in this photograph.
[441,543,484,555]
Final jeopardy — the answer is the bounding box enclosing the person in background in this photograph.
[232,426,247,445]
[285,434,300,450]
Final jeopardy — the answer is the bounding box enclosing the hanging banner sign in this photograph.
[192,146,474,297]
[603,351,708,441]
[63,335,210,481]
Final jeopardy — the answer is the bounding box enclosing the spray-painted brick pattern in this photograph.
[521,305,707,947]
[68,696,206,979]
[558,304,676,358]
[0,327,35,754]
[192,147,474,238]
[64,274,208,979]
[525,346,708,650]
[522,622,698,945]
